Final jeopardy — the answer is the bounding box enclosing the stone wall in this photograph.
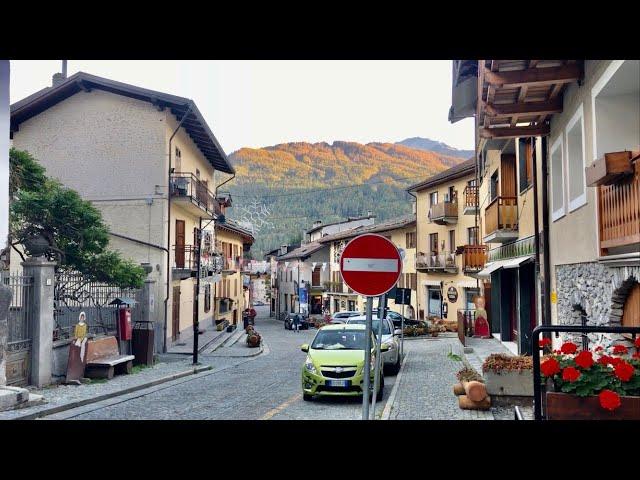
[555,262,640,344]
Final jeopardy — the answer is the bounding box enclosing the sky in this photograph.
[9,60,474,154]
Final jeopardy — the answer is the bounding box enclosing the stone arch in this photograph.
[609,274,639,324]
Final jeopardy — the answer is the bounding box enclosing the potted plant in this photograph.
[482,353,533,396]
[539,337,640,420]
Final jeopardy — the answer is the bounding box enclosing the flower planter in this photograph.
[485,370,533,397]
[545,392,640,420]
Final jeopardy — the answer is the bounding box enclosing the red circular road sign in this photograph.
[339,233,402,297]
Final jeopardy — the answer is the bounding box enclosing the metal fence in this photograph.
[1,272,34,386]
[53,270,141,341]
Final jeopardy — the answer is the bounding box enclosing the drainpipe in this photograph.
[163,101,194,353]
[533,137,542,334]
[407,189,418,319]
[541,136,552,326]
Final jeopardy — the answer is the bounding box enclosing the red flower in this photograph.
[541,357,561,377]
[574,350,594,369]
[613,344,628,355]
[599,390,621,411]
[635,337,640,348]
[614,361,635,382]
[560,342,578,354]
[539,338,552,348]
[633,352,640,360]
[594,346,604,353]
[562,366,581,382]
[553,349,562,355]
[597,355,613,366]
[610,357,623,366]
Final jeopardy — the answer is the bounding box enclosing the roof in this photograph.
[10,71,234,174]
[263,247,281,258]
[407,158,475,192]
[305,214,375,235]
[216,219,254,243]
[318,214,416,244]
[277,241,326,261]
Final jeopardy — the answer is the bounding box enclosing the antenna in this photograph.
[62,60,67,78]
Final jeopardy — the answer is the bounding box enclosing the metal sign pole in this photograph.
[370,293,386,419]
[401,298,405,359]
[362,296,373,420]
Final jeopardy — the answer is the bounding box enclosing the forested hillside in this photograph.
[225,140,466,258]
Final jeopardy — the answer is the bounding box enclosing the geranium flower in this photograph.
[541,357,561,377]
[610,357,623,366]
[562,366,581,382]
[633,352,640,360]
[614,361,634,382]
[553,349,562,355]
[613,344,628,355]
[599,390,621,411]
[574,350,594,369]
[597,355,614,366]
[594,346,604,353]
[635,337,640,348]
[560,342,578,354]
[539,338,551,348]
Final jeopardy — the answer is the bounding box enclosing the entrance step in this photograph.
[0,386,46,412]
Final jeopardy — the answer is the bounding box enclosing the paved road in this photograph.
[58,307,395,420]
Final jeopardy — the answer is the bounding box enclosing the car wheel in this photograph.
[376,375,385,401]
[303,393,313,401]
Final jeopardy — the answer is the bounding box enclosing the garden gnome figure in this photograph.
[473,296,491,338]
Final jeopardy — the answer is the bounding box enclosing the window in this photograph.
[447,186,456,203]
[449,230,455,253]
[550,136,565,221]
[175,147,182,171]
[465,288,480,310]
[490,170,499,201]
[429,233,439,254]
[406,231,416,249]
[429,192,438,206]
[566,104,586,212]
[518,137,534,193]
[468,226,479,245]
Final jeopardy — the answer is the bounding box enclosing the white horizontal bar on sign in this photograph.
[342,258,398,273]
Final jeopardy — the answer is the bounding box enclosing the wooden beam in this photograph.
[484,100,563,117]
[480,124,550,139]
[484,64,582,88]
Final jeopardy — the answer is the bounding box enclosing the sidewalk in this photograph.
[462,336,514,376]
[167,323,227,354]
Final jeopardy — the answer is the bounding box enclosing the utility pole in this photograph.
[1,60,11,386]
[193,216,202,365]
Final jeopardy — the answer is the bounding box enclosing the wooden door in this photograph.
[500,154,517,197]
[175,220,185,268]
[622,283,640,327]
[172,286,181,341]
[312,267,321,287]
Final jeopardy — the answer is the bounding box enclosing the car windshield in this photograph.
[311,330,367,350]
[347,319,391,335]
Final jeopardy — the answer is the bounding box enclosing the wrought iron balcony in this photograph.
[461,244,488,272]
[463,186,479,215]
[170,172,221,219]
[487,234,537,262]
[416,251,458,273]
[173,245,199,280]
[429,201,458,225]
[484,196,518,243]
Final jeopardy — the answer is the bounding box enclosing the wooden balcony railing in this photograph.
[464,186,479,209]
[485,196,518,236]
[462,245,488,272]
[429,201,458,224]
[598,158,640,252]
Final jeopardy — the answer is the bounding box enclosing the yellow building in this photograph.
[408,159,484,324]
[318,215,417,316]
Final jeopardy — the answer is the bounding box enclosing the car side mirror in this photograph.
[394,329,403,336]
[381,344,390,352]
[300,344,309,352]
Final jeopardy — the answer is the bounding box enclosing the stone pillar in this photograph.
[138,279,156,324]
[0,285,12,386]
[22,258,56,388]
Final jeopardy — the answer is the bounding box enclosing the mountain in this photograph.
[396,137,474,159]
[226,141,466,258]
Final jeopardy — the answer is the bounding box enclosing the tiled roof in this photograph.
[276,241,327,261]
[305,214,376,234]
[318,214,416,244]
[407,157,475,192]
[216,219,254,242]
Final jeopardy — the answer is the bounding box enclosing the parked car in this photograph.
[253,300,266,306]
[345,315,401,375]
[372,309,420,328]
[284,313,310,330]
[330,311,363,323]
[300,324,387,401]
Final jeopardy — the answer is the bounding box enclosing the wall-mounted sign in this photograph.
[551,291,557,304]
[447,286,458,302]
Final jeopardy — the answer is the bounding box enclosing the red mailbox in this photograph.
[118,308,132,341]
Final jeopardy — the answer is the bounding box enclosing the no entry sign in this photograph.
[340,233,402,297]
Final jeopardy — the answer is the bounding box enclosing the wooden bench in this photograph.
[84,336,135,379]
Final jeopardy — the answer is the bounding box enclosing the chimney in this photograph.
[280,245,288,256]
[312,220,322,228]
[52,72,66,87]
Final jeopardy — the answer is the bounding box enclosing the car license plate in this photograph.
[326,379,349,387]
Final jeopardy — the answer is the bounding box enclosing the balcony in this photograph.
[429,201,458,225]
[463,186,479,215]
[416,251,458,273]
[483,196,518,243]
[173,245,199,280]
[170,172,221,219]
[462,245,488,273]
[598,155,640,254]
[222,256,240,274]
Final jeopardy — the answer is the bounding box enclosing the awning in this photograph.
[476,262,503,278]
[502,255,534,269]
[457,280,481,289]
[421,280,442,287]
[476,255,534,277]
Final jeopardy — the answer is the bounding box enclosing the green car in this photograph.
[300,324,388,401]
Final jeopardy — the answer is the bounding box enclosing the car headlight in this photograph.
[304,356,317,374]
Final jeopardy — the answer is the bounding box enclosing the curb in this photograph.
[9,364,212,420]
[381,353,409,420]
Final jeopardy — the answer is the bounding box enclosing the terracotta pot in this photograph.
[545,391,640,420]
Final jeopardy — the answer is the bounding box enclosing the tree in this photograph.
[9,148,145,288]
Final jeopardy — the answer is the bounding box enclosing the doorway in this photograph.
[175,219,185,268]
[427,287,442,318]
[172,286,181,341]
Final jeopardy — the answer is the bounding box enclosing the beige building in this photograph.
[9,71,237,352]
[318,215,417,317]
[408,159,484,325]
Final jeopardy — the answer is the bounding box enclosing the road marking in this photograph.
[342,258,398,272]
[381,352,409,420]
[260,393,301,420]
